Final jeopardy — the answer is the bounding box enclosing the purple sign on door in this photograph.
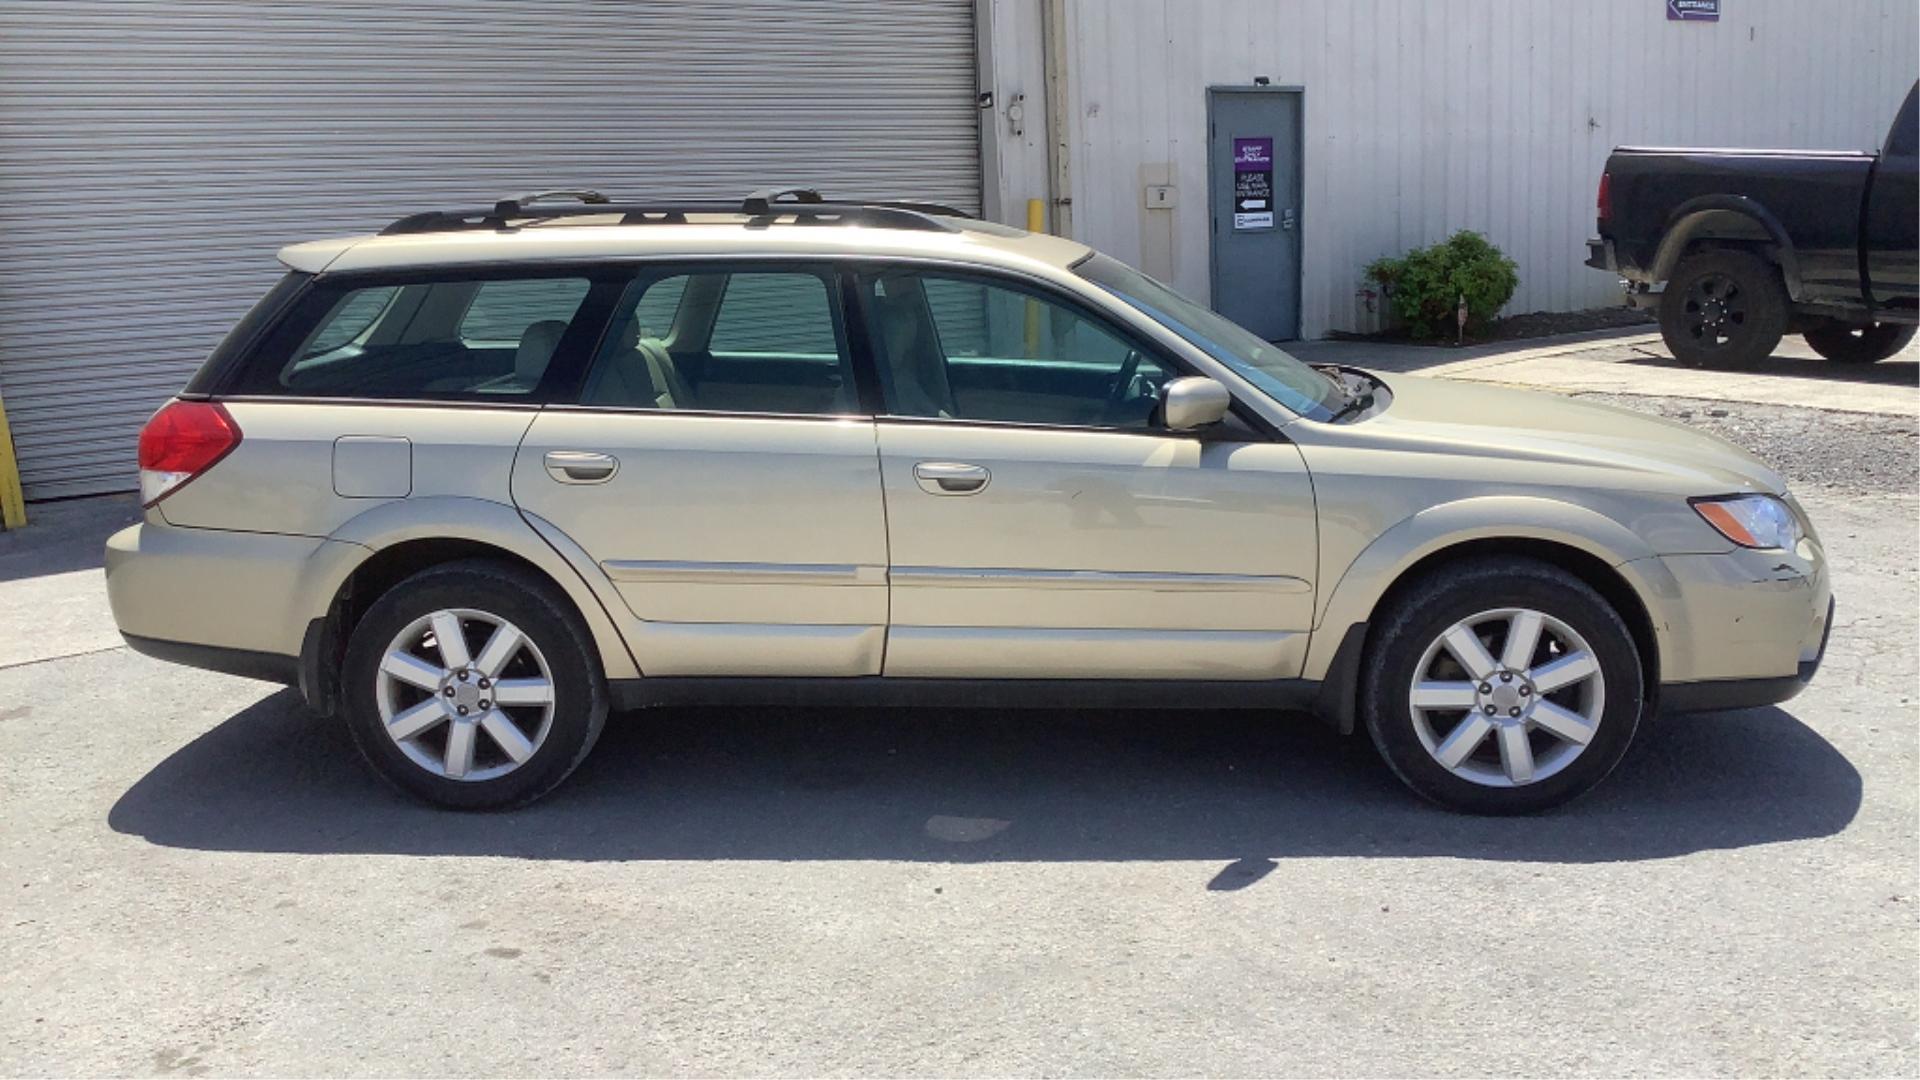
[1232,137,1275,230]
[1234,136,1273,172]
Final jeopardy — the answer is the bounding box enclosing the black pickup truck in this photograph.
[1588,84,1917,368]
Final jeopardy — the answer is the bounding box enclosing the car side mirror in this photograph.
[1159,376,1232,432]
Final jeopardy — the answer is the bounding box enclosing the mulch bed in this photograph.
[1329,306,1655,347]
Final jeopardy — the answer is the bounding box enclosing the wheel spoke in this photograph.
[1531,651,1598,694]
[491,678,553,707]
[444,719,477,779]
[430,612,472,669]
[1531,701,1596,746]
[1442,625,1498,681]
[1501,610,1544,671]
[1497,724,1535,784]
[472,623,524,679]
[1412,681,1479,710]
[380,651,446,692]
[386,698,448,741]
[1434,713,1494,769]
[480,710,536,763]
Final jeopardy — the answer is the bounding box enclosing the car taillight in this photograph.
[137,399,242,506]
[1596,171,1612,226]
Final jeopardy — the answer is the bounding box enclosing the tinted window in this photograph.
[863,270,1175,428]
[458,279,591,343]
[579,269,856,415]
[304,287,397,354]
[240,274,593,399]
[710,273,841,355]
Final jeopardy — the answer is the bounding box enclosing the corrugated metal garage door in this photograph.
[0,0,980,499]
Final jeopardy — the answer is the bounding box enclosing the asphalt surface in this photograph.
[2,338,1916,1076]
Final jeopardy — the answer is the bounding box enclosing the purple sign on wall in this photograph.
[1667,0,1719,21]
[1232,136,1275,229]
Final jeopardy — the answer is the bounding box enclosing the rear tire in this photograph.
[1359,558,1645,814]
[1803,321,1916,363]
[1658,250,1790,369]
[340,558,607,810]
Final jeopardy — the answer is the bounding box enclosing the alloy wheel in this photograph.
[375,608,556,782]
[1681,272,1748,349]
[1407,607,1606,787]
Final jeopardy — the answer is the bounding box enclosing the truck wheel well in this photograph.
[1371,537,1661,704]
[302,538,584,717]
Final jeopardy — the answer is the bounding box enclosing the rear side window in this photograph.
[231,274,594,399]
[578,268,857,415]
[458,279,591,344]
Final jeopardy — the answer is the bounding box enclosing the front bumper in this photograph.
[1661,595,1833,713]
[1638,531,1834,713]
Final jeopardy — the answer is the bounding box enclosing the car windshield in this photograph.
[1075,253,1343,420]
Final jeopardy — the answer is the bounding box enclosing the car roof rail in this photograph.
[379,188,969,236]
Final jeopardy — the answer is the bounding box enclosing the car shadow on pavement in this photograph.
[109,689,1862,869]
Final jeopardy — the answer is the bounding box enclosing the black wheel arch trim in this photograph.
[1653,197,1803,300]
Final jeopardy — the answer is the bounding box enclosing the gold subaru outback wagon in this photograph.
[106,190,1832,813]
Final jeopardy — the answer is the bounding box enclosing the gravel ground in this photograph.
[1574,391,1919,493]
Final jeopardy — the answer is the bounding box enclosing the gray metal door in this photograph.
[1208,89,1303,341]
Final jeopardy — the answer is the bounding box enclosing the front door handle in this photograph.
[913,461,990,495]
[544,450,619,484]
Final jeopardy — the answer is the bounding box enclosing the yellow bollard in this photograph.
[0,387,25,530]
[1024,198,1046,355]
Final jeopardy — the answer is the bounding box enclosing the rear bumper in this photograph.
[1585,237,1615,272]
[121,633,297,685]
[105,520,342,670]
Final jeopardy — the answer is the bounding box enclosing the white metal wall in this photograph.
[983,0,1920,339]
[0,0,980,499]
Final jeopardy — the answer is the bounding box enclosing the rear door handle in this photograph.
[913,461,990,495]
[544,450,619,484]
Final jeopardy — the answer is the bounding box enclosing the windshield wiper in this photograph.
[1326,388,1375,422]
[1317,367,1376,421]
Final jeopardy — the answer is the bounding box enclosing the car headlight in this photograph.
[1691,493,1803,550]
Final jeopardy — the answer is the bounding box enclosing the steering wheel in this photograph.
[1101,348,1146,424]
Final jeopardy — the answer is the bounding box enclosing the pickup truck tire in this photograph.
[1803,321,1917,363]
[1658,250,1790,369]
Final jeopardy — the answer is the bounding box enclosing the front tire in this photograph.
[1658,250,1790,369]
[1359,558,1644,814]
[1803,321,1916,363]
[340,558,608,809]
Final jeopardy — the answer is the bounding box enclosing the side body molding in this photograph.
[310,495,643,680]
[1303,495,1667,682]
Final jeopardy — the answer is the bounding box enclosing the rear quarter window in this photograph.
[225,271,600,400]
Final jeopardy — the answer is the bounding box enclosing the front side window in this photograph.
[579,269,857,415]
[245,274,593,398]
[862,270,1176,428]
[1075,253,1342,421]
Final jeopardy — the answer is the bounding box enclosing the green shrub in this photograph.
[1365,231,1519,339]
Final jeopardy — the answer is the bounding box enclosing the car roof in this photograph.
[278,213,1095,278]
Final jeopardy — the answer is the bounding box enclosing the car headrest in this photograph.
[515,319,570,381]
